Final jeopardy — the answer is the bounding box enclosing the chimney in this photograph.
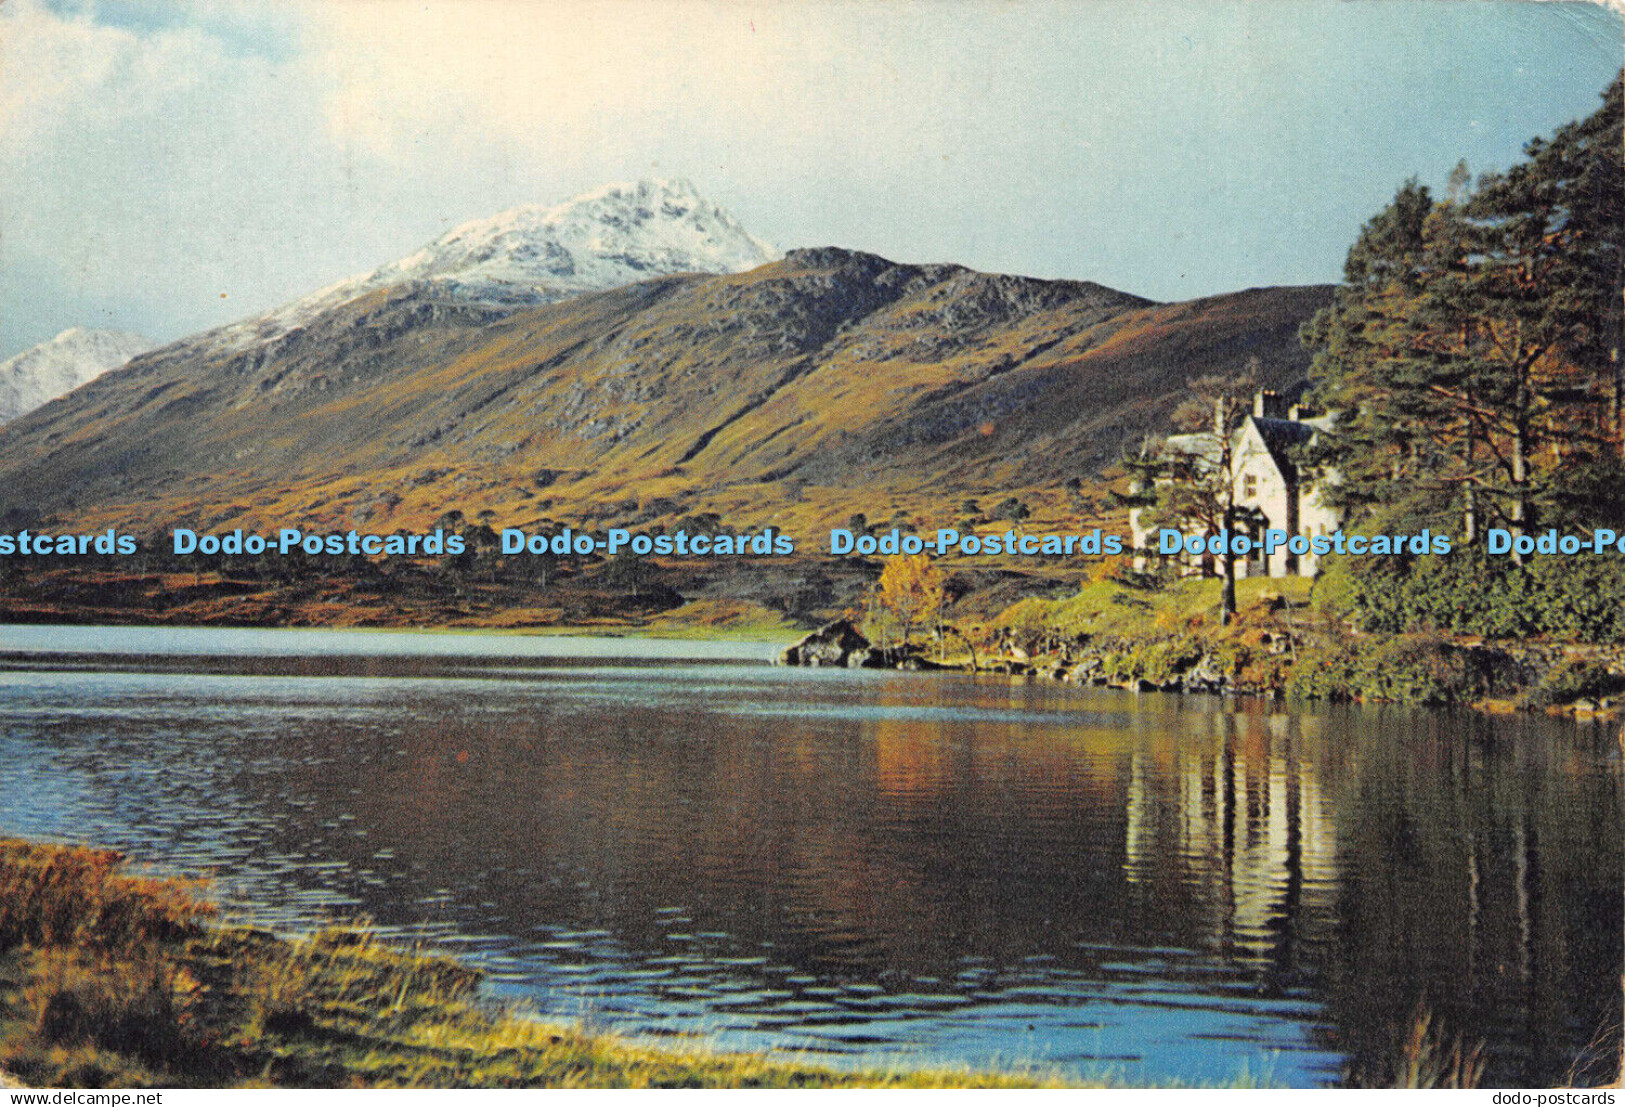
[1253,390,1287,419]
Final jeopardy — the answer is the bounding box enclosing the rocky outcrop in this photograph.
[778,619,870,667]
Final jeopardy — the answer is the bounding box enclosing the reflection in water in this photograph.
[0,630,1618,1086]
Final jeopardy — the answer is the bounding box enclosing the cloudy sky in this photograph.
[2,0,1620,358]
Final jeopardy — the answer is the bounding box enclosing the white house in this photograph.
[1129,390,1341,578]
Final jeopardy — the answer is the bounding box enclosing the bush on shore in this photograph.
[988,571,1615,708]
[1318,552,1625,643]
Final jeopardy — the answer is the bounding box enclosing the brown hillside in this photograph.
[0,249,1330,537]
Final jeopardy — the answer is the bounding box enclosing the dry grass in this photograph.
[0,839,211,954]
[0,838,1059,1089]
[1342,1003,1485,1089]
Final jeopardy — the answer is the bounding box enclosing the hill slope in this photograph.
[0,248,1329,537]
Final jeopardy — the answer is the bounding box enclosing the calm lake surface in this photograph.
[0,625,1619,1086]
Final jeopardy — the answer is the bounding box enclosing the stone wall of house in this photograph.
[1233,421,1295,577]
[1297,481,1342,576]
[1128,397,1341,581]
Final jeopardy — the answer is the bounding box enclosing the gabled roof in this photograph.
[1153,411,1336,491]
[1249,412,1336,486]
[1249,417,1312,484]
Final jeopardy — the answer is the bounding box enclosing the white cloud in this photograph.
[1,0,1619,358]
[306,1,839,159]
[0,0,389,348]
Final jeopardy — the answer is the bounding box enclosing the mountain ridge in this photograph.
[0,245,1330,539]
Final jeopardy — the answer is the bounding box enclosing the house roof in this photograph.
[1250,417,1311,483]
[1156,431,1224,469]
[1249,413,1335,485]
[1154,411,1336,489]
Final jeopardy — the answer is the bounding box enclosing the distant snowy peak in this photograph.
[224,179,780,349]
[0,327,154,423]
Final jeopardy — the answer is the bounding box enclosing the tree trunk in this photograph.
[1512,417,1529,531]
[1510,343,1532,565]
[1215,391,1238,624]
[1511,409,1529,567]
[1510,326,1532,549]
[1221,501,1237,625]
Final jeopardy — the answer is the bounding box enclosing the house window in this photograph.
[1242,474,1257,498]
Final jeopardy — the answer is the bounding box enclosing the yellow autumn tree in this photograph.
[877,553,946,650]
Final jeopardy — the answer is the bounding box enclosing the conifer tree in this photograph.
[1305,72,1625,538]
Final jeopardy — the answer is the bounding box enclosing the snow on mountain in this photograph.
[366,177,780,297]
[215,179,781,350]
[0,327,155,423]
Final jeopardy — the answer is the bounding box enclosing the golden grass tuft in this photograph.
[0,839,212,955]
[1342,1003,1485,1090]
[0,838,1063,1089]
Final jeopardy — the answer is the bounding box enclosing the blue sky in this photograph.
[2,0,1620,358]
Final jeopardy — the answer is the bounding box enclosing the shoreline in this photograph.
[0,837,1063,1090]
[5,610,1621,720]
[780,575,1625,719]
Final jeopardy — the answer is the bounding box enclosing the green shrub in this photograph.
[1287,635,1490,705]
[1319,551,1625,643]
[1526,656,1624,707]
[989,498,1031,522]
[1141,637,1203,684]
[1286,641,1361,701]
[1354,636,1461,704]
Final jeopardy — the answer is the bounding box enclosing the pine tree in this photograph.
[1305,72,1625,539]
[1302,180,1456,519]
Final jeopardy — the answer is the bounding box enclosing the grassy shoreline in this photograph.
[975,575,1625,717]
[0,838,1065,1089]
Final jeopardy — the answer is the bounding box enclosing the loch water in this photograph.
[0,625,1619,1086]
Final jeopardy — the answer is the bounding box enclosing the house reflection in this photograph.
[1121,709,1340,988]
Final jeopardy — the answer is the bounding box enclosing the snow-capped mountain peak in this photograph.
[381,178,781,292]
[222,179,780,349]
[0,327,155,424]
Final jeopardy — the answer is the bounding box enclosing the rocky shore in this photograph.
[777,617,1625,716]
